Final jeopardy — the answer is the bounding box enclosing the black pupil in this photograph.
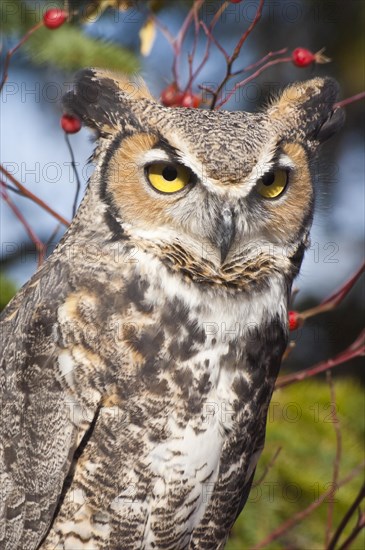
[262,171,275,186]
[162,166,178,181]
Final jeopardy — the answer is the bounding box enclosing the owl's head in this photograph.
[63,70,344,291]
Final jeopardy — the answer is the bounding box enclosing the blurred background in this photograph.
[1,1,364,548]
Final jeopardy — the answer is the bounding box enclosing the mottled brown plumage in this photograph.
[0,70,343,549]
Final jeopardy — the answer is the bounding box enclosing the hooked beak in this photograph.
[215,205,236,264]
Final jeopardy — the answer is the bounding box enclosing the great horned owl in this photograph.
[0,70,344,549]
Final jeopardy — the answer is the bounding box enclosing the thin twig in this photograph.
[2,182,23,196]
[253,462,365,550]
[184,21,213,93]
[184,0,231,93]
[282,341,296,361]
[207,1,229,39]
[185,3,201,93]
[46,223,61,249]
[276,330,365,389]
[216,56,292,109]
[64,134,82,218]
[200,21,229,61]
[172,0,205,86]
[338,512,365,550]
[0,21,44,93]
[0,164,70,226]
[149,13,175,46]
[325,372,342,547]
[209,0,265,109]
[253,447,282,488]
[231,0,265,62]
[0,181,45,266]
[327,483,365,550]
[335,91,365,109]
[232,47,289,75]
[300,262,365,321]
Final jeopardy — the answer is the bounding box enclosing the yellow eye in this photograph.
[257,169,289,199]
[146,162,191,194]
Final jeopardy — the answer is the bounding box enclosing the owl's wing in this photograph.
[234,447,262,523]
[234,406,269,522]
[0,261,101,549]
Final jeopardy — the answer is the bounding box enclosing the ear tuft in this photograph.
[269,77,345,144]
[62,68,154,135]
[314,106,345,142]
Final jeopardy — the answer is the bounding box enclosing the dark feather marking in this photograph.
[99,130,128,237]
[161,297,206,361]
[288,239,307,275]
[172,367,193,398]
[244,315,287,380]
[5,502,23,521]
[103,209,126,242]
[232,375,251,403]
[152,135,180,159]
[39,402,102,546]
[124,277,152,314]
[315,107,345,142]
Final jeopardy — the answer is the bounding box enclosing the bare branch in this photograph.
[230,0,265,63]
[149,13,175,46]
[233,47,289,75]
[253,447,282,488]
[0,164,70,227]
[172,0,205,86]
[210,1,229,29]
[253,462,365,550]
[276,330,365,389]
[0,181,45,266]
[206,0,265,109]
[325,373,342,547]
[335,92,365,109]
[200,21,229,61]
[0,21,44,94]
[327,483,365,549]
[337,512,365,550]
[300,262,365,321]
[216,56,292,109]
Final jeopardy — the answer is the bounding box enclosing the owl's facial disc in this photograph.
[62,69,345,289]
[106,133,301,267]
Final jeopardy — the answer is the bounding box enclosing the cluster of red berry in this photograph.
[160,83,201,108]
[43,7,327,129]
[159,47,327,108]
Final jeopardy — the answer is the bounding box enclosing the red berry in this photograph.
[288,311,300,331]
[292,47,315,67]
[181,92,201,108]
[160,83,183,107]
[61,114,81,134]
[292,47,331,67]
[43,9,68,30]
